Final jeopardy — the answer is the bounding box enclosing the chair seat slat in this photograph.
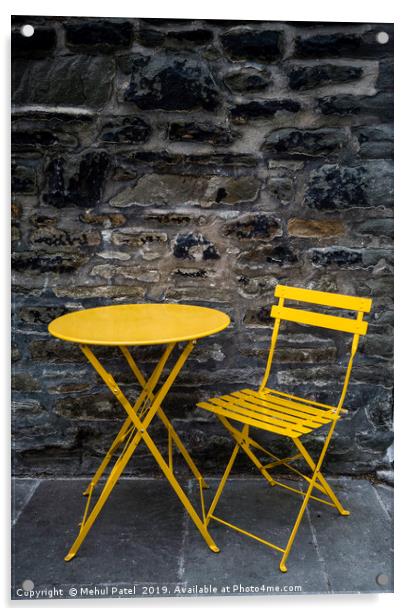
[231,391,329,426]
[197,401,304,437]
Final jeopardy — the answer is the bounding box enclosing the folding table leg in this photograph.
[65,340,219,561]
[120,346,208,489]
[65,429,142,561]
[82,416,132,497]
[138,427,220,553]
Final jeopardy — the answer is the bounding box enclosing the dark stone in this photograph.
[353,125,393,159]
[12,56,115,108]
[11,109,95,125]
[55,393,118,420]
[223,68,271,93]
[11,27,57,58]
[294,28,393,59]
[222,215,280,240]
[267,245,298,265]
[311,247,363,267]
[318,93,393,120]
[162,29,214,48]
[18,305,66,325]
[230,100,301,123]
[11,130,70,150]
[262,127,348,158]
[365,388,393,429]
[173,233,220,260]
[124,53,220,111]
[304,162,393,210]
[43,151,110,208]
[243,305,272,326]
[100,116,151,144]
[267,176,295,204]
[140,18,194,26]
[64,20,133,53]
[168,122,235,145]
[286,21,363,27]
[377,59,393,92]
[221,30,283,61]
[136,28,166,47]
[29,226,100,250]
[11,373,41,392]
[12,252,89,273]
[118,151,259,171]
[287,63,363,91]
[11,162,36,194]
[11,130,54,148]
[355,218,393,238]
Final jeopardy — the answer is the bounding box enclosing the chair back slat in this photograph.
[274,285,372,313]
[270,305,368,335]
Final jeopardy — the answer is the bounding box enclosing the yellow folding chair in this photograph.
[197,284,372,572]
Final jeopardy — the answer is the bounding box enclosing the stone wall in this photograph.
[11,16,393,478]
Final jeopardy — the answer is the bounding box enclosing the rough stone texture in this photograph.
[124,52,220,111]
[11,16,393,480]
[262,128,349,159]
[221,29,283,61]
[287,63,363,91]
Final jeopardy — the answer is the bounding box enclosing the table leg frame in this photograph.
[64,341,219,562]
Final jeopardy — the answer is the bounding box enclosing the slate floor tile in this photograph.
[12,478,40,524]
[12,478,186,597]
[181,478,329,595]
[308,478,393,593]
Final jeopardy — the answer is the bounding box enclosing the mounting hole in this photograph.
[376,573,389,586]
[22,579,34,591]
[20,24,34,38]
[376,31,389,45]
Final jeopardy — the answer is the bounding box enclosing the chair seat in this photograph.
[197,387,342,438]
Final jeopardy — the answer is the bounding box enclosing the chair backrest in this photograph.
[260,285,373,411]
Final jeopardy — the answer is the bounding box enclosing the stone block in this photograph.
[353,125,393,159]
[287,63,363,90]
[304,161,393,210]
[294,28,393,59]
[230,100,301,123]
[124,52,220,111]
[262,127,348,158]
[12,56,115,108]
[288,219,346,237]
[110,174,260,207]
[223,67,271,93]
[65,20,133,53]
[167,122,236,145]
[318,93,393,120]
[173,233,220,260]
[11,26,57,58]
[99,116,151,144]
[222,214,281,240]
[221,29,283,61]
[43,151,110,208]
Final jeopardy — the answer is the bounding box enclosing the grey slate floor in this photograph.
[11,476,393,600]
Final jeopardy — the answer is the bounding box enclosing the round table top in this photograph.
[48,303,230,346]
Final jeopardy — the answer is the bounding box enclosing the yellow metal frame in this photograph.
[198,284,372,572]
[64,340,220,562]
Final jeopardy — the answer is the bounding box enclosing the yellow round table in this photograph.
[48,303,230,346]
[48,303,230,562]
